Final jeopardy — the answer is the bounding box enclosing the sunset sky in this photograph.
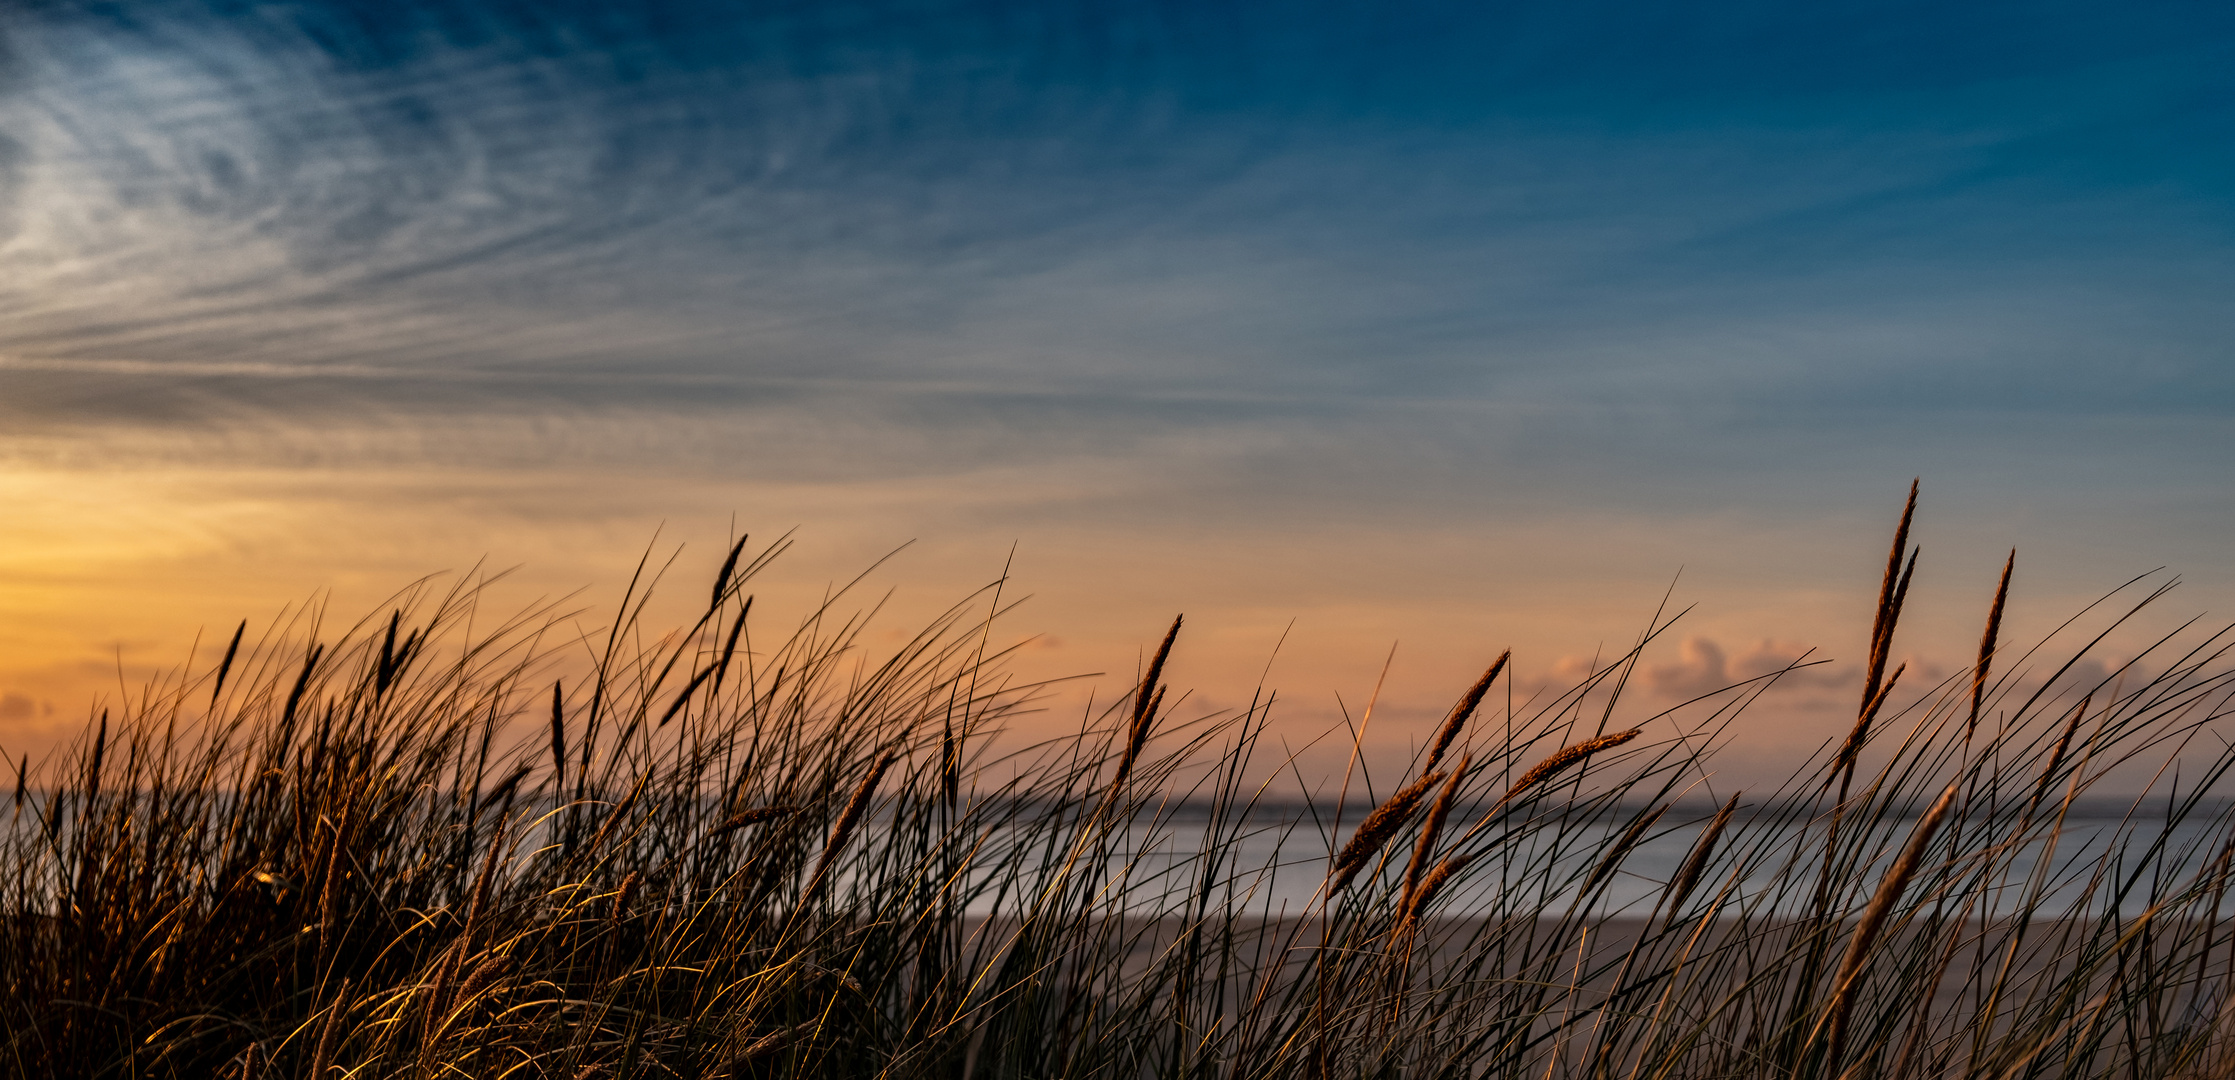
[1,0,2230,783]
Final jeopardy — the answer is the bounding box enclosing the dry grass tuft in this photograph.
[6,487,2235,1079]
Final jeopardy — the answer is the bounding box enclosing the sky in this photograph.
[1,0,2231,785]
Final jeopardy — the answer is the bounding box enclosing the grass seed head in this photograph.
[1585,802,1669,896]
[548,680,567,787]
[1968,549,2015,738]
[1329,770,1445,894]
[308,979,350,1080]
[458,952,509,1003]
[1400,753,1470,913]
[1834,662,1905,785]
[809,751,897,893]
[1109,616,1183,797]
[610,870,641,926]
[211,619,246,707]
[1425,652,1506,774]
[1400,852,1476,933]
[1664,792,1740,919]
[712,534,749,610]
[1501,728,1642,807]
[1859,480,1920,717]
[1825,779,1961,1066]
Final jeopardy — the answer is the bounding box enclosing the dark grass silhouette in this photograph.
[7,487,2235,1078]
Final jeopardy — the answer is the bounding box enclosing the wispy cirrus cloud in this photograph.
[1,0,2231,779]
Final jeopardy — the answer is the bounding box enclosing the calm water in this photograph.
[874,800,2235,921]
[11,791,2228,922]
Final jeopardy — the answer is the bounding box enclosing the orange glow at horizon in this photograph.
[4,453,2211,791]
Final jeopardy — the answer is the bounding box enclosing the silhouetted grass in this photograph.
[7,489,2235,1078]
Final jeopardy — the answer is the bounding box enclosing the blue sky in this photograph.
[0,0,2230,775]
[8,0,2231,404]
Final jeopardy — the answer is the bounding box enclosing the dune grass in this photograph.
[7,488,2235,1078]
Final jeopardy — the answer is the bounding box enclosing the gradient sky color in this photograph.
[2,0,2231,783]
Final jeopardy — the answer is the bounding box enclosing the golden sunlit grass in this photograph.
[6,486,2235,1078]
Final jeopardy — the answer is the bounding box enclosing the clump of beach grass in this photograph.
[5,489,2235,1079]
